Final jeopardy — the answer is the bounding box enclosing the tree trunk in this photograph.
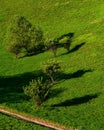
[64,43,70,52]
[15,54,19,59]
[50,75,55,85]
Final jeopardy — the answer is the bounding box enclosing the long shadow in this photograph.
[56,69,92,81]
[48,87,66,99]
[69,42,85,53]
[51,93,100,107]
[60,42,85,56]
[0,70,45,103]
[0,69,92,104]
[56,32,74,42]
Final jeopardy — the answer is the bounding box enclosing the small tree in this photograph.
[59,36,71,52]
[7,15,44,58]
[45,39,58,57]
[23,77,51,107]
[42,59,61,84]
[57,32,74,52]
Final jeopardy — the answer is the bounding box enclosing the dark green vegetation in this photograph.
[42,59,61,84]
[7,15,44,58]
[0,113,50,130]
[46,33,74,57]
[23,77,51,106]
[0,0,104,130]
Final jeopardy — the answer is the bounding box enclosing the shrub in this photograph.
[42,59,61,84]
[23,77,51,107]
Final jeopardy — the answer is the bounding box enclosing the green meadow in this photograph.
[0,0,104,130]
[0,113,50,130]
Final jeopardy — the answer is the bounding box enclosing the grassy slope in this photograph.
[0,0,104,130]
[0,113,50,130]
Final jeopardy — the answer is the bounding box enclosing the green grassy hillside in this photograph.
[0,0,104,130]
[0,113,50,130]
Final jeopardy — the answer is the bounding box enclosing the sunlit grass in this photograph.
[0,113,50,130]
[0,0,104,130]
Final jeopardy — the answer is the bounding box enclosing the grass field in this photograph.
[0,113,50,130]
[0,0,104,130]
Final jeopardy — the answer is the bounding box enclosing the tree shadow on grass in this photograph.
[48,87,66,99]
[0,70,45,104]
[0,69,92,104]
[51,93,100,107]
[60,42,85,56]
[70,42,85,53]
[56,69,92,81]
[56,32,74,42]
